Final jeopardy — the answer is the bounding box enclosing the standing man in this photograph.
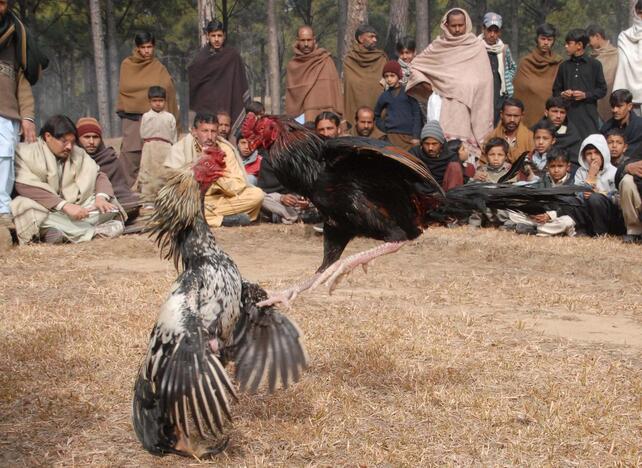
[513,24,563,128]
[553,29,607,141]
[343,24,387,127]
[0,0,47,227]
[483,98,534,163]
[285,25,343,124]
[188,21,250,135]
[480,12,516,125]
[613,0,642,115]
[406,8,493,149]
[587,24,618,122]
[117,32,179,185]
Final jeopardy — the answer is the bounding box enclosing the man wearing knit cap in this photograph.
[373,59,421,150]
[77,117,140,221]
[409,120,465,190]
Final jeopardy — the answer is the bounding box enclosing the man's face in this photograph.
[192,122,218,149]
[315,119,339,138]
[446,13,466,37]
[546,106,567,126]
[611,101,633,121]
[136,42,155,60]
[534,129,555,154]
[217,114,231,138]
[358,32,377,50]
[547,159,570,182]
[78,132,102,155]
[536,35,554,53]
[583,147,604,168]
[500,105,522,133]
[45,132,76,159]
[0,0,8,20]
[238,138,252,158]
[483,25,501,45]
[208,30,225,50]
[355,110,375,137]
[398,48,415,63]
[588,34,602,49]
[421,137,443,158]
[296,27,316,54]
[486,146,507,167]
[564,40,583,57]
[607,135,627,160]
[150,97,166,112]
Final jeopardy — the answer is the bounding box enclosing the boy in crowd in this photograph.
[237,137,262,186]
[374,60,421,150]
[138,86,177,208]
[472,137,514,183]
[600,89,642,158]
[605,128,627,168]
[544,96,582,168]
[523,118,557,181]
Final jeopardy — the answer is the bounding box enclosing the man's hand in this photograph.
[296,197,310,209]
[561,90,574,99]
[410,139,420,147]
[583,191,593,199]
[21,119,36,143]
[530,213,551,224]
[572,90,586,101]
[94,196,117,213]
[626,160,642,178]
[280,194,299,207]
[63,203,90,220]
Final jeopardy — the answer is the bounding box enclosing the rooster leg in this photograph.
[256,274,322,308]
[310,241,407,293]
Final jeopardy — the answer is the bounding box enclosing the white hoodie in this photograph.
[574,134,617,195]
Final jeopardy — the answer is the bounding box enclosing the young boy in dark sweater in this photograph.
[374,60,422,151]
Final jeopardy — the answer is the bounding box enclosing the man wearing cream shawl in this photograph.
[11,115,123,245]
[613,1,642,114]
[587,25,619,122]
[406,8,493,149]
[285,25,343,123]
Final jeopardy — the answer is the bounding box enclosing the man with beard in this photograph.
[545,96,582,169]
[343,24,387,127]
[406,8,493,149]
[165,113,263,227]
[0,0,47,228]
[188,21,250,135]
[285,25,343,124]
[513,24,563,128]
[600,89,642,158]
[483,98,533,163]
[349,106,385,139]
[76,117,140,222]
[587,24,619,122]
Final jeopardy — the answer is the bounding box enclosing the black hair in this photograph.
[484,137,509,157]
[446,139,463,157]
[586,24,606,39]
[546,147,570,164]
[609,89,633,107]
[605,127,627,142]
[134,32,155,47]
[355,24,377,41]
[565,28,589,48]
[636,0,642,12]
[39,115,77,139]
[396,36,416,52]
[532,118,557,137]
[205,20,225,34]
[446,9,466,24]
[245,101,265,114]
[501,97,525,113]
[148,86,166,99]
[314,111,341,127]
[355,106,374,121]
[193,113,218,128]
[536,23,557,38]
[545,95,570,111]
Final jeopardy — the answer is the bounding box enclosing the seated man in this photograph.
[216,110,235,144]
[76,117,141,221]
[545,96,582,169]
[165,113,263,227]
[600,89,642,158]
[483,97,533,163]
[11,115,124,244]
[350,106,385,139]
[615,140,642,244]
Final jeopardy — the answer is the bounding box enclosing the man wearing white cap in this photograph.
[480,12,516,125]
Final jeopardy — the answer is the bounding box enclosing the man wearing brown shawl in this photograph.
[117,32,179,185]
[513,24,563,128]
[188,21,250,136]
[588,25,618,122]
[286,25,343,123]
[406,8,493,148]
[343,24,387,126]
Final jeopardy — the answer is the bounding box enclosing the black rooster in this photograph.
[242,113,584,306]
[132,147,307,459]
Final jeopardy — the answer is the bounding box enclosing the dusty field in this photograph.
[1,224,641,466]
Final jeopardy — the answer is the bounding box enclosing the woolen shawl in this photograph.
[591,42,618,121]
[343,43,387,125]
[614,13,642,104]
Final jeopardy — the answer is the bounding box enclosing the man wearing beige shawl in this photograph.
[285,25,343,123]
[613,1,642,113]
[406,8,493,148]
[165,113,263,228]
[588,25,619,122]
[117,32,179,185]
[343,24,387,127]
[11,115,123,245]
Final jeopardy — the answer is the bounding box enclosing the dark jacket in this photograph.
[600,111,642,158]
[374,86,422,138]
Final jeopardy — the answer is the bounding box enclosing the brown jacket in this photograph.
[0,39,34,121]
[483,122,534,164]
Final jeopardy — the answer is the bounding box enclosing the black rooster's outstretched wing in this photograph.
[498,151,529,183]
[230,281,308,394]
[323,136,445,196]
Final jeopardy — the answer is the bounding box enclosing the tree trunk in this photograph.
[415,0,429,51]
[267,0,281,113]
[105,0,120,135]
[336,0,348,72]
[385,0,409,57]
[89,0,112,137]
[342,0,368,63]
[198,0,215,45]
[510,0,519,58]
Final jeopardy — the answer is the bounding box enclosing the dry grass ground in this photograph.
[1,225,641,466]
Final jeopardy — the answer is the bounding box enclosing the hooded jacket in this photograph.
[574,134,617,195]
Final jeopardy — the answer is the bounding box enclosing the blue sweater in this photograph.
[374,86,422,138]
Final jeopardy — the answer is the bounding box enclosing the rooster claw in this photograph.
[256,289,298,308]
